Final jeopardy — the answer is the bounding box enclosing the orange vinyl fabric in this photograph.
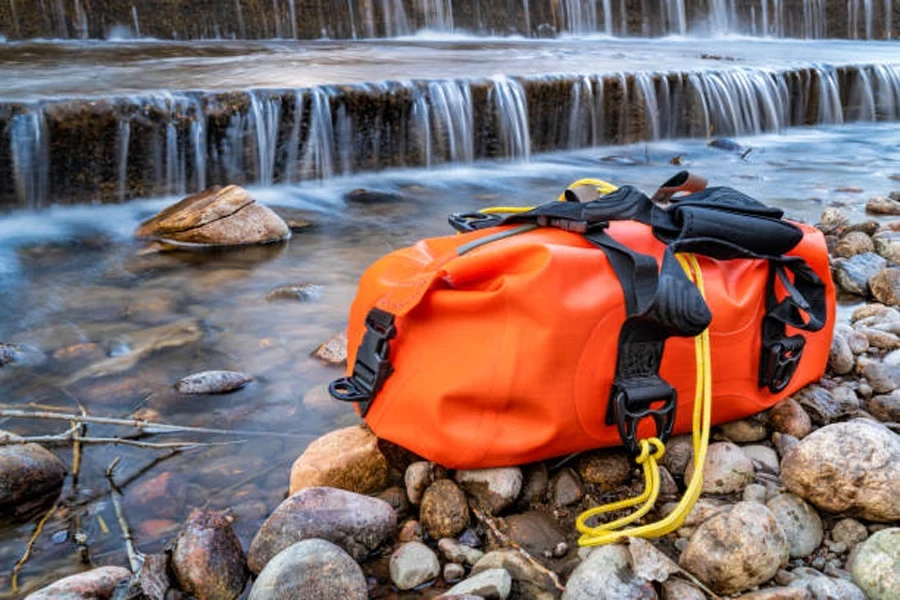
[343,219,835,469]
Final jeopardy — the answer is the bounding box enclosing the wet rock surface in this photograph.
[564,544,657,600]
[0,435,67,522]
[26,566,133,600]
[289,424,388,495]
[420,479,471,539]
[248,539,367,600]
[169,509,247,600]
[173,370,253,394]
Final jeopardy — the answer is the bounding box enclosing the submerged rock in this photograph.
[27,566,133,600]
[289,425,388,496]
[0,343,45,368]
[782,420,899,522]
[169,509,247,600]
[173,370,253,395]
[265,283,324,302]
[680,502,788,595]
[0,434,67,523]
[249,540,366,600]
[248,487,396,572]
[849,528,900,600]
[136,185,290,246]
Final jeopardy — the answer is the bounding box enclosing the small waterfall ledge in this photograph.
[0,0,897,40]
[2,63,899,209]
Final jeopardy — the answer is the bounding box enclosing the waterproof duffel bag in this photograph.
[330,173,834,470]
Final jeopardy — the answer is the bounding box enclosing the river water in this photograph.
[0,31,898,598]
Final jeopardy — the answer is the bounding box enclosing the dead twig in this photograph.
[0,408,312,439]
[72,450,181,509]
[471,506,566,593]
[0,431,245,451]
[106,458,142,573]
[10,504,58,594]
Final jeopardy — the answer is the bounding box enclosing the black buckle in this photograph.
[329,308,396,416]
[605,377,677,455]
[760,335,805,394]
[448,211,503,233]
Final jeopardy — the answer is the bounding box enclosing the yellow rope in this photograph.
[477,178,619,217]
[576,252,712,546]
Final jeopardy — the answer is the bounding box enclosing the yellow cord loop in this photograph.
[576,253,712,547]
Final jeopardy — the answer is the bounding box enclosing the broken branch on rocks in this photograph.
[106,458,143,574]
[10,503,58,594]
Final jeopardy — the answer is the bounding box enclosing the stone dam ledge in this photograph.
[3,61,899,209]
[0,0,898,40]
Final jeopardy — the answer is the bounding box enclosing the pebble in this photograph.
[247,487,397,572]
[289,425,388,496]
[516,463,549,508]
[766,494,823,558]
[860,358,900,394]
[833,231,874,258]
[444,562,466,584]
[265,283,324,302]
[679,502,789,595]
[744,483,769,504]
[831,518,869,547]
[768,398,812,439]
[848,528,900,600]
[817,207,849,235]
[575,449,632,490]
[406,461,436,505]
[867,390,900,422]
[833,252,887,296]
[866,195,900,215]
[720,418,769,442]
[390,541,440,590]
[660,434,693,476]
[170,509,248,600]
[420,479,470,539]
[788,567,866,600]
[504,511,566,557]
[869,267,900,306]
[827,331,854,375]
[472,549,560,599]
[455,467,523,514]
[563,544,656,600]
[248,539,367,600]
[794,385,843,426]
[311,331,347,365]
[662,579,705,599]
[684,441,755,495]
[772,432,800,458]
[439,538,484,565]
[398,520,424,543]
[872,230,900,263]
[781,420,900,522]
[742,444,780,474]
[443,568,512,600]
[173,370,253,394]
[26,566,133,600]
[550,468,584,506]
[377,486,410,518]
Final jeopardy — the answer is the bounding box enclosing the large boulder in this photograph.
[136,185,290,246]
[248,540,366,600]
[289,425,388,496]
[781,420,900,522]
[247,487,396,573]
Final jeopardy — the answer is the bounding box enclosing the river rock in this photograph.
[26,566,133,600]
[504,511,566,557]
[575,449,632,490]
[788,567,866,600]
[866,195,900,215]
[136,186,290,246]
[472,549,560,600]
[550,468,584,506]
[289,425,388,496]
[0,436,67,521]
[266,283,323,302]
[684,441,754,495]
[421,479,470,539]
[516,463,549,508]
[869,267,900,306]
[766,494,823,558]
[794,385,843,425]
[867,390,900,422]
[0,343,45,368]
[444,569,512,600]
[405,461,436,505]
[662,579,705,600]
[827,331,854,375]
[768,398,812,439]
[742,444,780,474]
[444,562,466,584]
[247,487,396,572]
[248,539,366,600]
[833,253,887,296]
[737,588,811,600]
[111,553,170,600]
[744,482,769,504]
[564,544,657,600]
[872,230,900,263]
[455,467,522,514]
[817,207,849,235]
[832,518,868,547]
[679,502,789,595]
[398,520,424,543]
[311,331,347,365]
[833,231,874,258]
[781,420,900,521]
[720,418,769,442]
[660,434,693,476]
[860,357,900,394]
[169,509,247,600]
[439,538,484,565]
[173,370,252,394]
[849,528,899,600]
[390,541,440,590]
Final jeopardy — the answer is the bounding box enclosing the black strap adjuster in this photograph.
[329,308,396,416]
[759,335,805,394]
[606,377,677,455]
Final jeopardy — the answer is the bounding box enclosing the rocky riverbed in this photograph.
[4,186,899,599]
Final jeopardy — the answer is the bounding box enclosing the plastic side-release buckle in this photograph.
[760,335,805,394]
[606,377,677,456]
[329,308,396,416]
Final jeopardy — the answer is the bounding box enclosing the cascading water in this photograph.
[9,110,49,209]
[490,76,531,160]
[302,88,336,180]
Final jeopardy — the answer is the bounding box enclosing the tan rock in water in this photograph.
[26,566,132,599]
[136,185,290,246]
[289,425,388,495]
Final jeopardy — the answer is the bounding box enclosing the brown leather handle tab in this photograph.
[651,171,708,204]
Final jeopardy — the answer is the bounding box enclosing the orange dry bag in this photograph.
[330,173,834,470]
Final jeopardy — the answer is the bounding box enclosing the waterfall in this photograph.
[634,73,661,140]
[117,120,131,202]
[381,0,410,37]
[425,81,474,163]
[848,0,875,39]
[420,0,454,30]
[490,76,531,160]
[602,0,613,35]
[817,68,845,124]
[663,0,687,36]
[73,0,89,39]
[131,5,141,37]
[248,91,282,187]
[9,109,49,209]
[302,88,336,180]
[560,0,598,34]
